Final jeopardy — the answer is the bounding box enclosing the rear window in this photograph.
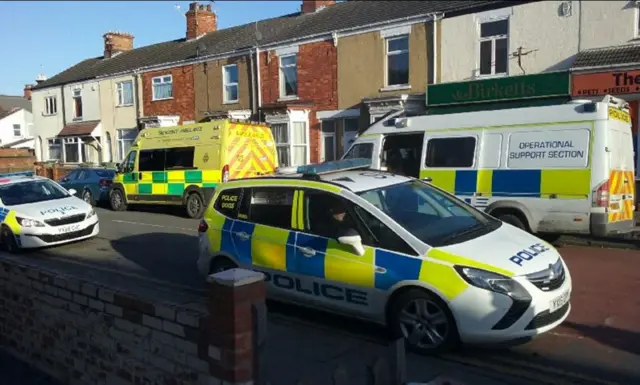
[95,170,116,178]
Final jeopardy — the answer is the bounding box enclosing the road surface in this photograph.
[11,207,640,385]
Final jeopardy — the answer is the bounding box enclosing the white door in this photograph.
[321,132,336,162]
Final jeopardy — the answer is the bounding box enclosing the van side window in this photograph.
[139,149,166,172]
[248,187,294,229]
[353,206,418,256]
[425,137,476,168]
[165,147,195,170]
[343,143,373,160]
[382,133,424,177]
[121,151,137,173]
[214,188,243,218]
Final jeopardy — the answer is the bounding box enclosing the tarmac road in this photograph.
[12,206,640,385]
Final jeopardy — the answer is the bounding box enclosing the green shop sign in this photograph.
[426,72,570,107]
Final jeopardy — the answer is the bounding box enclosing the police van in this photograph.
[196,159,572,354]
[343,95,635,238]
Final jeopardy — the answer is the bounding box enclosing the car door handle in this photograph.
[138,172,143,180]
[235,232,250,240]
[297,246,316,257]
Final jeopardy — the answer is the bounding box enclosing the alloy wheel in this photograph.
[398,298,449,349]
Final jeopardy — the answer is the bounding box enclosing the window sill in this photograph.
[380,85,411,92]
[278,96,299,102]
[152,97,173,102]
[475,73,508,79]
[223,100,239,105]
[72,117,83,122]
[42,113,57,117]
[116,104,134,108]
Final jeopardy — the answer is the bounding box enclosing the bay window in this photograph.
[270,122,308,167]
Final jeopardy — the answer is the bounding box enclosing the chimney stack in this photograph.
[301,0,336,14]
[23,84,33,100]
[186,2,217,40]
[103,31,134,59]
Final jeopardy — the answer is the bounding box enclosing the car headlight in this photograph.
[16,217,45,228]
[454,266,531,301]
[86,209,96,219]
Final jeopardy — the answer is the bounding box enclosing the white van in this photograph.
[342,95,635,237]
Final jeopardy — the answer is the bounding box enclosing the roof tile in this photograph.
[572,44,640,69]
[58,120,101,137]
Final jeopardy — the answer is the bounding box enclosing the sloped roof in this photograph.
[32,0,524,91]
[0,95,32,113]
[572,44,640,69]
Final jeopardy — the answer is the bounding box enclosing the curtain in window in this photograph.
[121,82,134,104]
[154,83,172,99]
[292,122,307,166]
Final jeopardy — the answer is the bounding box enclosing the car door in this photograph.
[72,170,89,196]
[59,170,79,191]
[293,189,378,316]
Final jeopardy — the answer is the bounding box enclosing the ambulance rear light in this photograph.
[222,165,230,183]
[0,171,33,178]
[296,158,371,175]
[592,180,610,208]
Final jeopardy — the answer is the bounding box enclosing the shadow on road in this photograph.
[109,232,202,287]
[563,321,640,356]
[124,204,191,219]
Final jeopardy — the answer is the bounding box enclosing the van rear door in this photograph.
[606,112,635,225]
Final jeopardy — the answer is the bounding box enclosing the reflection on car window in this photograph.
[0,180,70,206]
[358,181,500,246]
[343,143,373,160]
[95,170,116,178]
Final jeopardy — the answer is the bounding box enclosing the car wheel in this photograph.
[388,288,459,355]
[109,189,127,212]
[497,214,526,231]
[0,226,20,254]
[82,189,96,206]
[186,192,204,219]
[210,257,237,274]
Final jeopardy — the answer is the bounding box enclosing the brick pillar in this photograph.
[204,268,266,384]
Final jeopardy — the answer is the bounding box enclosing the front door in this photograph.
[321,132,336,162]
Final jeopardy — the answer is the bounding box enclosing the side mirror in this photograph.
[68,188,77,196]
[337,233,366,256]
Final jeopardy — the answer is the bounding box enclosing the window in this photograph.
[152,75,173,101]
[271,123,290,167]
[72,89,83,120]
[0,179,71,206]
[63,170,79,182]
[382,133,424,178]
[248,187,294,229]
[425,137,476,168]
[479,19,508,76]
[116,80,134,106]
[223,65,239,103]
[292,122,307,166]
[44,96,57,115]
[12,124,21,137]
[344,118,359,132]
[121,150,137,173]
[61,137,87,163]
[47,139,62,160]
[165,147,195,170]
[279,55,298,98]
[343,142,374,160]
[304,191,359,239]
[214,188,243,218]
[353,206,417,255]
[117,128,138,161]
[138,149,165,172]
[386,36,409,86]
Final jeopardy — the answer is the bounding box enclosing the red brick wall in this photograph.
[0,148,36,173]
[259,40,338,163]
[142,66,195,124]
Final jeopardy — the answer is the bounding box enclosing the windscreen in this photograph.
[0,180,71,206]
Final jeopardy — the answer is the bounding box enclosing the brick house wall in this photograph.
[141,66,196,124]
[260,40,338,163]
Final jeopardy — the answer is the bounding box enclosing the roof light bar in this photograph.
[296,158,372,175]
[0,171,34,178]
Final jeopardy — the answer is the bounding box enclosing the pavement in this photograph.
[2,206,640,385]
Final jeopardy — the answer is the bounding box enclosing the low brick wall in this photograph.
[0,148,36,173]
[34,163,75,181]
[0,258,264,385]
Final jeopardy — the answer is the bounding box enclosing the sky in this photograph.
[0,0,302,96]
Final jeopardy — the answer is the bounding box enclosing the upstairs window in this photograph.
[386,36,409,86]
[13,124,21,137]
[279,54,298,98]
[152,75,173,101]
[223,64,239,103]
[72,89,83,120]
[479,19,509,76]
[44,96,57,115]
[116,80,134,106]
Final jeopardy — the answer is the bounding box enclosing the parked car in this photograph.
[58,167,115,206]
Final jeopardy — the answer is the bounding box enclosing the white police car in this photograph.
[196,159,571,354]
[0,172,99,253]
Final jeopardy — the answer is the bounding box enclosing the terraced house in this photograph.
[30,0,513,166]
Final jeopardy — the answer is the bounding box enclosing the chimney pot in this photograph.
[103,31,135,59]
[186,1,217,40]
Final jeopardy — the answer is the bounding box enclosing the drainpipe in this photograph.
[431,13,443,85]
[133,71,142,127]
[256,47,263,121]
[249,48,257,118]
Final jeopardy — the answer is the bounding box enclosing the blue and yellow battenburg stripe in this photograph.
[0,208,21,246]
[420,169,591,199]
[206,213,516,301]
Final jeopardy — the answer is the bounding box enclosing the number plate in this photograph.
[549,290,570,313]
[58,224,82,234]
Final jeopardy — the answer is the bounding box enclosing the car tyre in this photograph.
[109,189,127,212]
[388,288,459,355]
[186,192,205,219]
[498,214,526,231]
[82,189,96,206]
[209,257,237,274]
[0,226,20,254]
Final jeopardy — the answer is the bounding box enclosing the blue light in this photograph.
[0,171,34,178]
[296,158,372,175]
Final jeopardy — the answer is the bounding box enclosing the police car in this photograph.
[196,159,572,354]
[0,171,99,253]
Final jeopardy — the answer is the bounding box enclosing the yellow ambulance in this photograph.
[109,119,278,218]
